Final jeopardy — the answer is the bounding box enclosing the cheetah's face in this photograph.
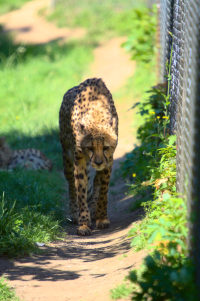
[82,137,116,170]
[78,122,118,171]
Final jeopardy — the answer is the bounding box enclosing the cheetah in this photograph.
[0,136,52,171]
[59,78,118,236]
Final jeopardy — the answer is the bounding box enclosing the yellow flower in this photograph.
[149,111,155,115]
[132,173,136,177]
[16,116,20,120]
[157,116,160,119]
[162,116,169,119]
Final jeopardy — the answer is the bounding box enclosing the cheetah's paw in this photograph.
[96,218,110,229]
[77,225,92,236]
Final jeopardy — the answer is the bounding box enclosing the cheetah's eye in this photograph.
[87,146,93,151]
[103,146,109,151]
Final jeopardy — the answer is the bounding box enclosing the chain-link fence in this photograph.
[158,0,200,293]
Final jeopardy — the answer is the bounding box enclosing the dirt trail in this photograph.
[0,1,146,300]
[0,0,86,44]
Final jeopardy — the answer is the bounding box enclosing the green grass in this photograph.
[0,39,94,135]
[0,0,31,15]
[0,277,20,301]
[0,28,95,257]
[41,0,147,42]
[110,283,134,300]
[0,191,63,257]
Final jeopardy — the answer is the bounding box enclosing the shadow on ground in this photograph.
[0,24,95,67]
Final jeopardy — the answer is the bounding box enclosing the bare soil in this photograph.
[0,1,146,300]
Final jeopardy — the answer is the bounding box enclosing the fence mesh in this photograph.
[159,0,200,292]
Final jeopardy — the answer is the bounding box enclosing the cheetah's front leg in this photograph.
[95,166,112,229]
[74,157,92,236]
[62,151,79,224]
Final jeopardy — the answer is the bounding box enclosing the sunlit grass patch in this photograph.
[42,0,147,42]
[0,39,94,135]
[110,283,134,300]
[0,277,21,301]
[0,0,30,15]
[0,193,63,257]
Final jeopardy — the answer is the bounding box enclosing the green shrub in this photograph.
[111,34,197,297]
[121,82,169,186]
[121,5,157,63]
[129,253,197,301]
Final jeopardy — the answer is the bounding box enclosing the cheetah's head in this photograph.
[77,118,118,171]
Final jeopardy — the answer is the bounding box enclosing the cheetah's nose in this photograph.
[94,161,103,166]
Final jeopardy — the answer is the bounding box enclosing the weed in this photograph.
[0,277,20,301]
[110,283,133,300]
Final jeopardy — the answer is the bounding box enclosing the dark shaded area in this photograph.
[1,128,62,168]
[0,258,81,281]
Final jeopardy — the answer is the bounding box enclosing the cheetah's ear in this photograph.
[109,118,117,130]
[77,122,85,133]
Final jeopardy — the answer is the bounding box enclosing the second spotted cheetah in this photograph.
[0,136,52,171]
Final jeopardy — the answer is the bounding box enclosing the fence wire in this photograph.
[159,0,200,292]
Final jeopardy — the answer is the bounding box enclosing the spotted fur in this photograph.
[59,78,118,236]
[0,136,52,171]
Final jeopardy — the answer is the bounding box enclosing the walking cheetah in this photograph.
[0,136,52,171]
[59,78,118,236]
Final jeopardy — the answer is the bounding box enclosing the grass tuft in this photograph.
[0,277,20,301]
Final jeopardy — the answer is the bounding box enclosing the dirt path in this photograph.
[0,0,86,43]
[0,2,146,300]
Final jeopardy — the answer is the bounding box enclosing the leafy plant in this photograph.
[121,81,169,183]
[128,254,197,301]
[111,35,197,298]
[122,5,157,63]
